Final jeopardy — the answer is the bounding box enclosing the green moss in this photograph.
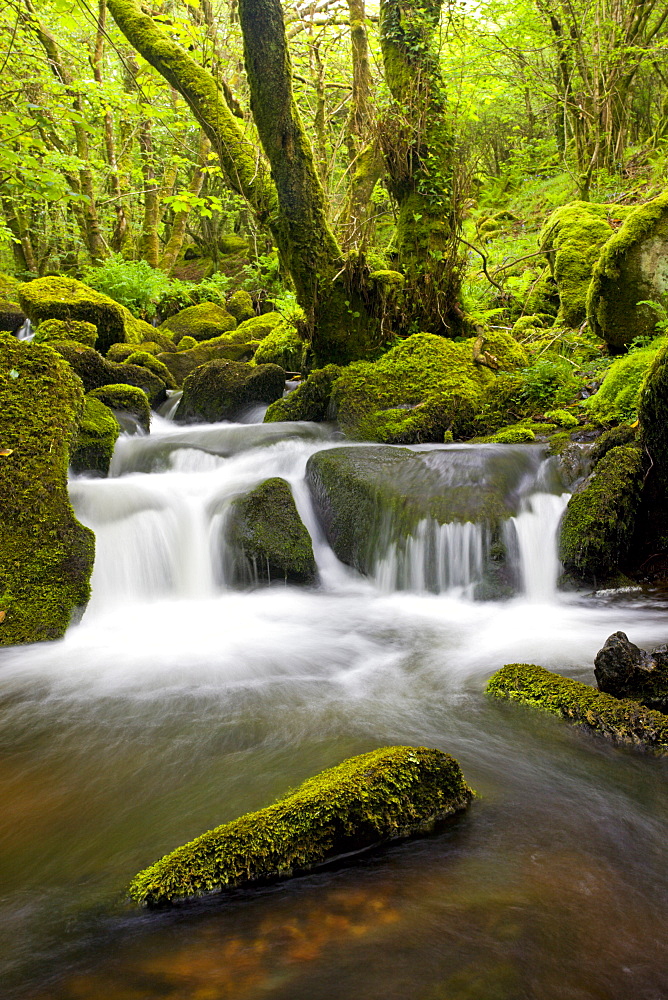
[226,289,255,323]
[253,321,304,371]
[227,477,316,585]
[34,318,98,348]
[639,339,668,488]
[124,351,178,390]
[52,341,168,407]
[176,359,286,422]
[234,311,283,342]
[587,190,668,350]
[369,269,405,287]
[70,396,120,476]
[539,202,632,328]
[177,335,198,351]
[590,424,637,465]
[219,234,249,256]
[586,340,663,424]
[543,408,578,428]
[264,364,343,423]
[488,426,535,443]
[0,272,22,303]
[0,335,95,645]
[18,276,145,354]
[331,332,527,443]
[160,301,237,343]
[487,663,668,755]
[511,314,546,336]
[128,745,473,906]
[559,445,643,581]
[156,337,257,386]
[88,384,151,434]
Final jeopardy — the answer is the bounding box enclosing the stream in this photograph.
[1,411,667,999]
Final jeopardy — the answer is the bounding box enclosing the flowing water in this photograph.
[1,413,667,1000]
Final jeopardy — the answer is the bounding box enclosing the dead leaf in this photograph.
[0,448,14,457]
[0,611,6,624]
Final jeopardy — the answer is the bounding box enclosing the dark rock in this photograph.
[175,359,285,423]
[51,341,167,407]
[594,631,668,713]
[0,299,27,333]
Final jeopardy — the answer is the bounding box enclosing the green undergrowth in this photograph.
[488,663,668,755]
[128,746,474,906]
[586,338,665,424]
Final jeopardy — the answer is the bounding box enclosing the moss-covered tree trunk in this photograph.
[379,0,461,334]
[160,132,210,274]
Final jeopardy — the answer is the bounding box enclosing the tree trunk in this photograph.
[92,0,128,251]
[138,117,160,267]
[160,132,210,274]
[1,196,37,273]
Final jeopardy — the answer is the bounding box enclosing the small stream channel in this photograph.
[0,411,666,999]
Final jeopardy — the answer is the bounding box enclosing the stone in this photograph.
[594,632,668,713]
[175,359,286,423]
[0,299,27,333]
[159,301,237,343]
[70,396,120,476]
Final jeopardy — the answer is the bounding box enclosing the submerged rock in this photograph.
[70,396,120,477]
[487,663,668,755]
[175,359,286,422]
[594,632,668,713]
[226,477,316,585]
[587,190,668,351]
[128,745,473,906]
[0,335,95,645]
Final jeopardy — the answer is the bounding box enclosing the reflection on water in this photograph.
[1,419,667,999]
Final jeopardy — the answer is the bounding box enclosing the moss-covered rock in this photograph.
[177,335,198,351]
[70,396,120,476]
[226,478,316,585]
[558,445,643,583]
[540,202,632,328]
[128,745,473,906]
[0,298,26,333]
[543,408,578,428]
[226,289,255,323]
[160,301,237,343]
[264,365,343,423]
[233,311,283,342]
[253,321,304,371]
[34,317,98,348]
[488,426,536,443]
[330,332,527,443]
[156,333,258,385]
[586,340,663,425]
[88,384,151,434]
[639,339,668,488]
[487,663,668,755]
[590,424,637,465]
[0,335,95,645]
[175,359,286,423]
[52,341,168,407]
[587,191,668,350]
[124,350,178,390]
[18,276,145,354]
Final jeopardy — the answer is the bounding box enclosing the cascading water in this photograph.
[2,414,667,1000]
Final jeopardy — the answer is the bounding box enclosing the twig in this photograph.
[457,236,504,293]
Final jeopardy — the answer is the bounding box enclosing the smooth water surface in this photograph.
[1,417,666,1000]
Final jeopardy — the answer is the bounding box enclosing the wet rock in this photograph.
[0,299,27,333]
[127,745,473,906]
[226,477,316,586]
[88,384,151,434]
[594,632,668,713]
[70,396,120,477]
[175,359,285,423]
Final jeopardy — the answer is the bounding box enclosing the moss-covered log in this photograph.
[0,335,95,645]
[487,663,668,755]
[128,745,473,906]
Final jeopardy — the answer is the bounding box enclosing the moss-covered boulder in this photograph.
[233,311,283,342]
[265,365,343,423]
[226,289,255,323]
[330,332,527,443]
[177,335,198,351]
[34,317,98,348]
[487,663,668,755]
[18,276,145,354]
[639,339,668,487]
[88,384,151,434]
[159,302,237,343]
[52,341,168,407]
[0,298,26,333]
[175,359,285,423]
[70,396,120,476]
[253,321,304,371]
[540,202,632,328]
[594,632,668,713]
[124,351,178,391]
[0,335,95,645]
[559,444,643,583]
[586,339,663,425]
[587,191,668,351]
[156,336,257,385]
[226,478,316,585]
[128,745,473,906]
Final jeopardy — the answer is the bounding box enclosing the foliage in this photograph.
[586,340,664,424]
[82,256,172,320]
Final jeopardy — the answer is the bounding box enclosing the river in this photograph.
[1,411,666,999]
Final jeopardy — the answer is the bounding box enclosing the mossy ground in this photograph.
[488,663,668,755]
[0,335,95,645]
[128,745,473,906]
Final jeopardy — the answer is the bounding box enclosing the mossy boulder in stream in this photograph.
[70,396,120,476]
[226,477,316,585]
[0,335,95,645]
[88,384,151,434]
[265,364,343,423]
[34,318,98,348]
[156,335,257,385]
[128,745,473,906]
[587,190,668,351]
[52,341,168,407]
[176,359,286,423]
[18,276,147,354]
[487,663,668,755]
[124,351,178,390]
[559,445,643,583]
[253,322,304,371]
[159,301,237,343]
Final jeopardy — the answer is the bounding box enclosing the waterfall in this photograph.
[372,519,486,597]
[505,492,571,601]
[16,319,34,341]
